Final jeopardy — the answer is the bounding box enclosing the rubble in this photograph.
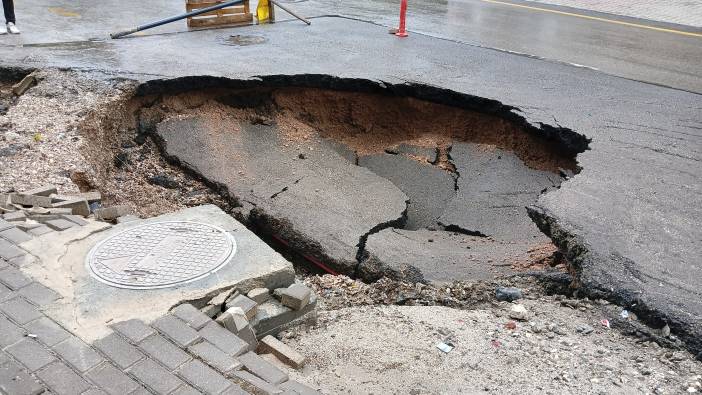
[495,286,523,302]
[278,283,312,311]
[247,288,271,304]
[52,198,90,217]
[258,335,305,369]
[226,295,258,320]
[94,205,132,222]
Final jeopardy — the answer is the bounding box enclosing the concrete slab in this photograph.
[18,205,295,341]
[156,119,408,274]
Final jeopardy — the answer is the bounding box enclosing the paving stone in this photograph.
[93,332,145,370]
[138,334,191,370]
[0,227,32,244]
[176,359,233,395]
[0,266,32,290]
[238,351,288,385]
[128,358,185,395]
[53,199,90,217]
[6,338,57,372]
[24,317,71,346]
[23,185,58,197]
[225,295,257,320]
[61,214,89,226]
[216,308,258,351]
[232,370,281,395]
[17,282,60,306]
[110,319,155,343]
[15,222,42,232]
[247,288,271,304]
[94,206,132,221]
[0,297,43,324]
[80,191,102,203]
[0,314,26,347]
[250,295,317,338]
[0,238,25,260]
[279,380,321,395]
[2,210,26,221]
[0,282,14,302]
[44,218,78,231]
[152,314,201,347]
[199,321,248,357]
[188,341,242,375]
[36,361,92,395]
[52,336,105,373]
[279,284,311,311]
[85,362,141,395]
[26,214,61,223]
[258,335,305,369]
[0,359,46,395]
[170,384,203,395]
[171,303,212,330]
[10,194,53,208]
[27,225,53,236]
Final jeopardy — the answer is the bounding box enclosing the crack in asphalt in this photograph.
[352,200,409,278]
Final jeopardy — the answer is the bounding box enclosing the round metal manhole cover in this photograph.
[86,221,236,289]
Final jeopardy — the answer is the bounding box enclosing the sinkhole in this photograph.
[87,76,589,284]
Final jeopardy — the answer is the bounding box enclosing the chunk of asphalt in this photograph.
[437,143,556,242]
[358,153,455,230]
[155,119,408,275]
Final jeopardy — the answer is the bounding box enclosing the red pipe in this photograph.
[271,234,339,275]
[395,0,408,37]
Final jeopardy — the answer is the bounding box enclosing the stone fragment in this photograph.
[3,210,26,221]
[52,198,90,217]
[0,227,32,244]
[251,295,317,338]
[247,288,271,304]
[44,218,77,231]
[232,370,281,395]
[279,284,312,311]
[10,194,53,208]
[496,287,523,302]
[23,185,57,197]
[216,307,258,350]
[12,73,37,96]
[258,335,305,369]
[238,351,288,385]
[226,294,258,320]
[94,205,132,221]
[509,304,529,321]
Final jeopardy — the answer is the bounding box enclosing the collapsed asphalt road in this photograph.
[139,81,583,284]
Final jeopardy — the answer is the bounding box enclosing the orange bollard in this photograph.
[395,0,408,37]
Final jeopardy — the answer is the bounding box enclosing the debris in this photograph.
[12,73,37,96]
[508,304,528,321]
[94,205,132,221]
[258,335,306,369]
[620,310,629,319]
[504,321,517,330]
[226,295,258,320]
[576,324,594,335]
[247,288,271,304]
[216,307,258,349]
[436,342,454,353]
[52,198,90,217]
[279,283,312,311]
[600,319,611,329]
[495,287,523,302]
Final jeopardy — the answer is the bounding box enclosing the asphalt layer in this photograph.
[0,10,700,358]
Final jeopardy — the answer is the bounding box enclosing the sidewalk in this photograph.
[523,0,702,27]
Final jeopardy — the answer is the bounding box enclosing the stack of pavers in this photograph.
[100,282,320,394]
[0,185,138,263]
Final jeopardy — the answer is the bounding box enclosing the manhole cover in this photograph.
[86,221,236,289]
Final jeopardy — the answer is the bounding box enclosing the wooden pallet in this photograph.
[186,0,253,28]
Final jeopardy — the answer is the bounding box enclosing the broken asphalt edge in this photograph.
[527,205,702,361]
